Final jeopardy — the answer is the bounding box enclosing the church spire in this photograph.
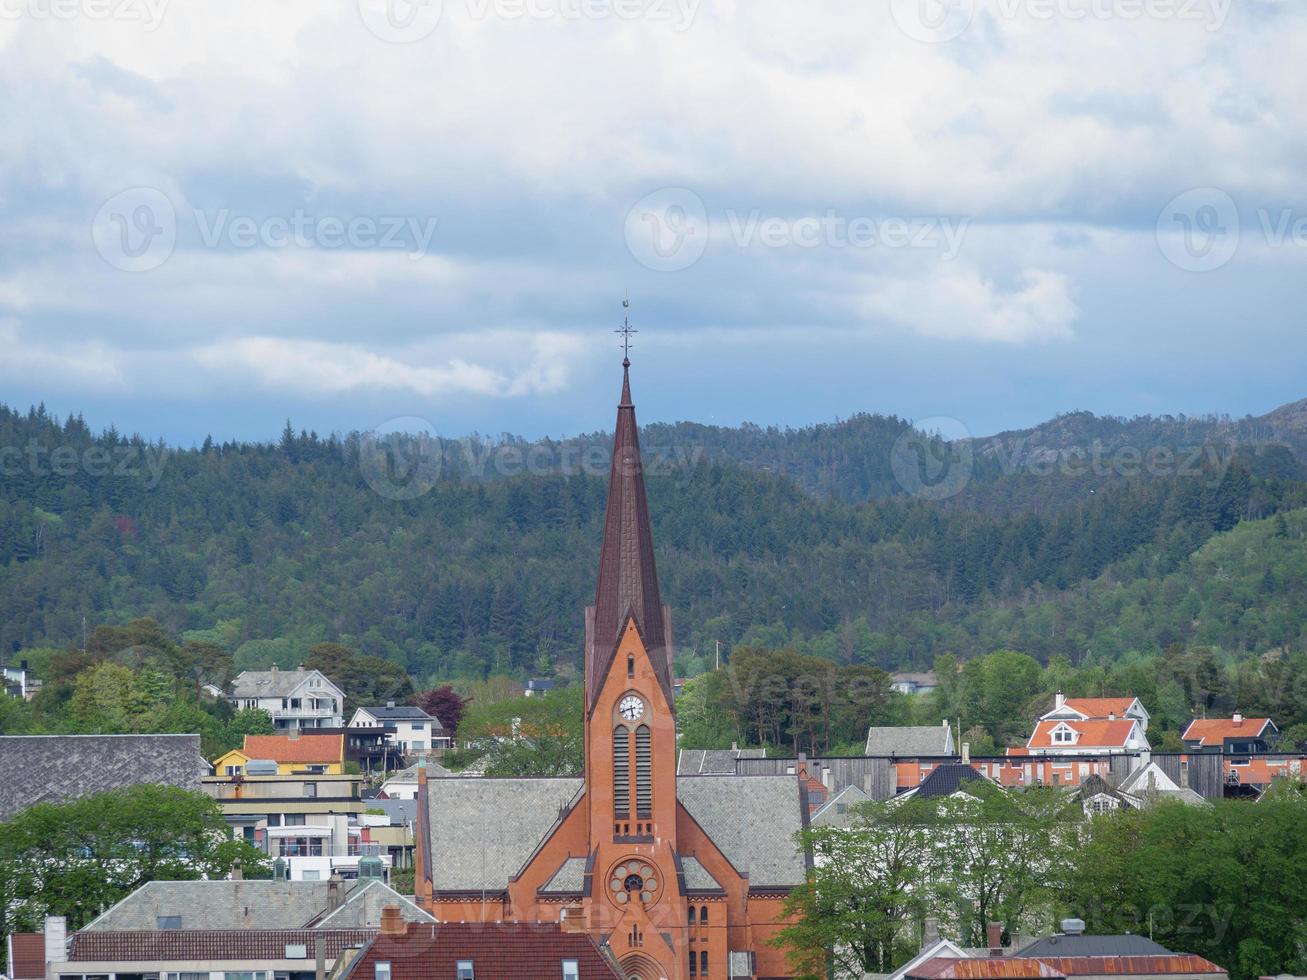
[586,307,673,711]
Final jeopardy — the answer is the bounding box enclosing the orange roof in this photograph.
[1028,719,1137,749]
[1062,697,1138,718]
[1182,717,1273,746]
[242,733,344,764]
[1036,955,1224,976]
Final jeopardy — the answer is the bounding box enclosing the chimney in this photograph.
[731,741,738,752]
[1109,711,1116,721]
[230,858,244,881]
[327,875,345,912]
[1010,926,1022,954]
[987,922,1003,955]
[387,700,396,709]
[560,905,588,933]
[922,917,940,951]
[270,664,279,673]
[1054,691,1066,710]
[45,917,67,966]
[380,904,405,936]
[315,933,326,980]
[1233,712,1244,726]
[961,742,971,765]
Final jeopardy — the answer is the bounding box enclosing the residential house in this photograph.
[379,762,453,800]
[201,768,390,881]
[212,733,348,776]
[348,703,450,755]
[6,930,46,980]
[0,734,211,821]
[522,678,557,697]
[2,659,40,700]
[866,720,955,757]
[1074,764,1207,816]
[1182,714,1279,754]
[890,671,939,696]
[227,666,345,730]
[334,910,624,980]
[809,784,873,827]
[1025,696,1151,758]
[894,762,995,802]
[21,881,436,980]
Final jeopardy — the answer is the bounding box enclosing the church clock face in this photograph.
[618,694,644,721]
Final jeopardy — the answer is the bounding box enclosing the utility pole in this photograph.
[715,640,721,671]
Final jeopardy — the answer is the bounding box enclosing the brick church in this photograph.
[414,354,810,980]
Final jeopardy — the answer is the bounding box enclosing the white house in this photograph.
[227,665,345,730]
[348,702,450,753]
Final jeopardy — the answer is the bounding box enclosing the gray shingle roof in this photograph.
[539,857,588,894]
[676,747,767,775]
[810,784,872,827]
[313,881,435,927]
[679,856,723,892]
[1018,933,1173,956]
[912,763,986,799]
[229,668,339,699]
[426,777,584,892]
[676,775,807,887]
[0,735,210,820]
[864,725,953,757]
[85,881,341,931]
[358,706,443,728]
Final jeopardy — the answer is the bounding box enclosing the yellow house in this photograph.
[210,733,346,775]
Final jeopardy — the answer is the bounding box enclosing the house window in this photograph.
[562,961,579,980]
[456,962,475,980]
[156,916,181,930]
[374,962,391,980]
[167,973,208,980]
[304,784,317,798]
[225,765,243,776]
[1052,726,1076,744]
[627,654,635,678]
[411,722,425,731]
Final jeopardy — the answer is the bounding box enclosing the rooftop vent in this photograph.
[1060,918,1086,936]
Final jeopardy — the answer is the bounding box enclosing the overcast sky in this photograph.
[2,0,1305,446]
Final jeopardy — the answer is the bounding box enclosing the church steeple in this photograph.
[585,328,673,712]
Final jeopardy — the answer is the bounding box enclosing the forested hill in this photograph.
[1,399,1305,682]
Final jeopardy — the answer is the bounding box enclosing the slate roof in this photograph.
[676,747,767,775]
[6,933,45,980]
[0,734,209,820]
[539,856,588,894]
[1017,934,1172,956]
[912,763,987,799]
[68,929,374,963]
[313,881,435,928]
[229,668,339,699]
[86,881,346,931]
[679,856,723,892]
[676,775,807,887]
[338,921,622,980]
[426,777,584,892]
[810,784,873,826]
[865,725,954,757]
[243,733,344,764]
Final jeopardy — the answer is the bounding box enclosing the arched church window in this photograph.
[699,905,708,924]
[627,654,635,677]
[635,724,652,816]
[613,725,630,818]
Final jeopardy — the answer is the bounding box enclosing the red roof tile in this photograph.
[345,921,622,980]
[1182,717,1274,746]
[1061,697,1139,719]
[69,929,373,963]
[8,933,45,980]
[243,734,345,764]
[1028,719,1137,750]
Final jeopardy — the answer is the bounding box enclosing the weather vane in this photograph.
[616,296,637,364]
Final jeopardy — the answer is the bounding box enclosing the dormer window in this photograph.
[1051,724,1077,744]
